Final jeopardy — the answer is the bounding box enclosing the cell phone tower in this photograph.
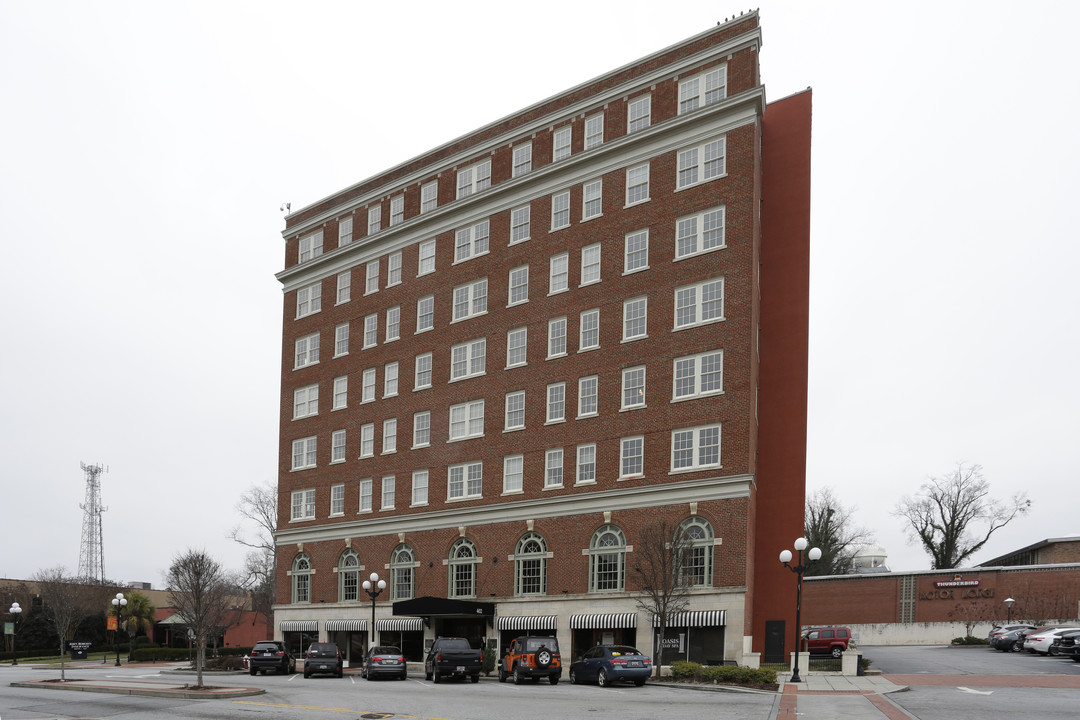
[78,462,107,582]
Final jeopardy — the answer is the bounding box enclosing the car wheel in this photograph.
[433,666,441,684]
[366,671,373,681]
[337,668,343,678]
[549,675,559,685]
[634,679,646,687]
[249,667,257,676]
[831,646,843,659]
[598,669,608,687]
[1049,647,1060,657]
[498,663,508,682]
[470,675,479,683]
[570,668,579,685]
[1011,641,1022,652]
[514,664,525,685]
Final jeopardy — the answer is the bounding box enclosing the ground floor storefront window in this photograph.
[657,626,725,665]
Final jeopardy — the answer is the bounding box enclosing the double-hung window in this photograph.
[452,278,488,321]
[506,327,527,368]
[546,383,565,423]
[298,230,322,263]
[505,391,525,430]
[336,272,351,304]
[382,418,397,454]
[418,239,436,276]
[413,411,430,448]
[338,216,353,246]
[584,113,604,149]
[411,471,429,506]
[291,437,317,470]
[389,195,404,226]
[676,207,726,259]
[332,376,347,410]
[624,229,649,273]
[360,424,374,457]
[414,353,432,390]
[508,266,528,306]
[365,260,380,294]
[551,191,570,230]
[580,244,601,286]
[421,181,438,213]
[331,431,346,464]
[547,317,567,358]
[296,282,321,318]
[291,488,316,520]
[293,384,318,419]
[549,253,568,294]
[455,220,490,262]
[387,252,402,286]
[503,455,524,494]
[449,399,485,441]
[673,350,724,400]
[359,478,373,512]
[674,278,725,329]
[330,483,345,515]
[367,206,381,235]
[456,158,491,198]
[448,461,483,500]
[386,306,401,341]
[416,295,434,333]
[671,424,722,471]
[512,142,532,177]
[295,333,319,368]
[553,126,571,161]
[381,475,396,509]
[510,205,531,243]
[628,94,651,132]
[450,338,486,381]
[621,366,646,409]
[363,314,378,348]
[677,137,726,189]
[383,362,398,397]
[576,443,597,484]
[333,323,349,358]
[579,308,599,351]
[626,163,650,206]
[582,180,602,220]
[678,66,727,114]
[361,368,376,403]
[578,376,598,417]
[620,436,644,478]
[545,449,563,488]
[622,297,648,341]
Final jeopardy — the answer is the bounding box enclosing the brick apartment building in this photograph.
[273,11,811,668]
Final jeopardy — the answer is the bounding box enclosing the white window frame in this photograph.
[544,448,563,488]
[381,475,396,510]
[675,207,726,260]
[621,366,646,410]
[336,271,351,304]
[624,229,649,274]
[678,66,727,115]
[546,382,566,424]
[622,296,648,341]
[333,323,349,358]
[674,277,725,329]
[576,443,597,485]
[414,353,432,390]
[331,430,346,464]
[449,399,485,441]
[553,126,571,161]
[455,220,490,262]
[332,376,347,410]
[359,423,374,458]
[625,163,650,206]
[504,390,525,431]
[367,206,381,235]
[677,137,727,189]
[365,260,379,294]
[338,216,353,246]
[296,282,321,319]
[413,411,431,448]
[582,179,602,220]
[299,230,323,263]
[295,333,320,369]
[361,368,376,403]
[620,436,644,478]
[549,253,569,294]
[293,384,319,419]
[550,191,570,230]
[411,471,429,507]
[387,251,402,286]
[383,361,399,398]
[421,181,438,214]
[450,338,486,381]
[584,112,604,149]
[506,327,527,368]
[510,204,531,244]
[363,314,378,349]
[579,308,599,351]
[330,482,345,514]
[416,295,434,333]
[448,461,483,500]
[628,94,651,132]
[418,239,436,276]
[382,418,397,454]
[507,265,529,307]
[578,375,598,417]
[512,142,532,177]
[671,424,722,472]
[580,243,601,286]
[673,350,724,401]
[503,455,524,494]
[452,278,488,322]
[547,317,567,358]
[389,195,404,226]
[386,306,401,342]
[456,158,491,199]
[291,437,317,471]
[291,488,316,521]
[359,478,373,512]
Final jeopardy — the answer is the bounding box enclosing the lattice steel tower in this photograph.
[78,462,107,582]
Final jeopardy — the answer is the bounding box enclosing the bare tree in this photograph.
[228,482,277,625]
[633,520,694,678]
[894,463,1031,570]
[166,549,227,688]
[33,567,107,681]
[804,487,875,576]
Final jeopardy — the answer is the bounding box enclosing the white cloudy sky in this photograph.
[2,0,1077,587]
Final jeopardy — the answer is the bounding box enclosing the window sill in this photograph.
[503,426,526,434]
[673,245,727,262]
[623,198,651,209]
[669,465,722,476]
[671,391,724,403]
[577,346,600,354]
[622,266,650,277]
[574,480,597,487]
[621,335,648,343]
[672,317,726,332]
[620,405,647,412]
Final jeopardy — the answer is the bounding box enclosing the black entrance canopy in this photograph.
[392,596,495,618]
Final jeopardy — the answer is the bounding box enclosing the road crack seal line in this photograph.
[233,700,460,719]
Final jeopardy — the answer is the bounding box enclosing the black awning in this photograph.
[392,596,495,618]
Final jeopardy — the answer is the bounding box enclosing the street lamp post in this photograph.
[361,572,387,650]
[8,602,21,666]
[1004,597,1015,624]
[779,537,822,683]
[111,593,128,667]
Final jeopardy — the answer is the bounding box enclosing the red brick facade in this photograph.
[274,12,810,665]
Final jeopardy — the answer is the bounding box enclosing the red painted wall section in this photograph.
[751,89,812,655]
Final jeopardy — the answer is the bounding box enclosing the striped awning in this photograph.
[279,620,318,633]
[569,613,637,629]
[376,617,424,632]
[497,615,558,631]
[325,619,368,632]
[653,610,726,627]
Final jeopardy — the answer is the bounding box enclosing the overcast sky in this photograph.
[2,0,1077,587]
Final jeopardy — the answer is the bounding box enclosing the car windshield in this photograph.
[608,646,642,656]
[371,646,400,655]
[525,638,559,652]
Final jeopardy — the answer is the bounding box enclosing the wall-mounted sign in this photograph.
[935,575,980,588]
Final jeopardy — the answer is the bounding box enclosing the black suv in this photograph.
[249,640,296,675]
[304,642,344,678]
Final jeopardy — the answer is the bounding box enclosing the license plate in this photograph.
[629,661,640,667]
[263,652,272,656]
[318,664,328,669]
[456,665,465,672]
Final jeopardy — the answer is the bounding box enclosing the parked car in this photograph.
[991,626,1034,652]
[802,627,853,658]
[1048,629,1080,658]
[988,624,1035,645]
[499,635,562,685]
[1023,627,1079,655]
[569,645,651,687]
[362,645,408,680]
[424,637,483,683]
[303,642,344,678]
[248,640,296,676]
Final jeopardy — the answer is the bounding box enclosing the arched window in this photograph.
[678,516,714,587]
[338,549,360,602]
[291,553,312,603]
[514,532,547,596]
[448,538,478,598]
[390,544,415,601]
[589,525,626,592]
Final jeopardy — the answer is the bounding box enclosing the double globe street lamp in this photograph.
[111,593,128,667]
[779,537,822,683]
[8,602,21,666]
[362,573,387,649]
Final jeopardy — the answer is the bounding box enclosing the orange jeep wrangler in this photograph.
[499,635,562,685]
